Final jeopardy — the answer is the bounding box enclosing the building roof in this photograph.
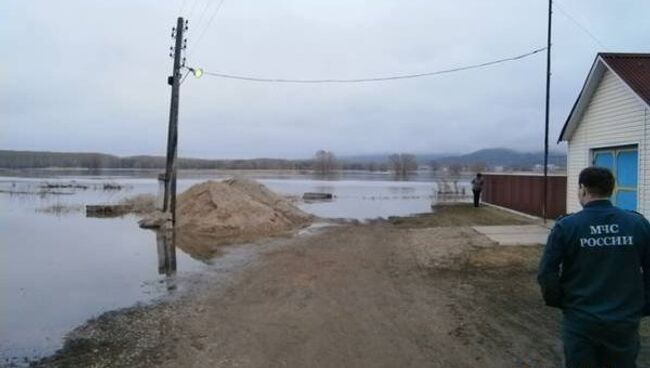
[601,53,650,105]
[558,53,650,142]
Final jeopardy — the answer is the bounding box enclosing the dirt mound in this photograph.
[120,194,156,214]
[175,178,313,239]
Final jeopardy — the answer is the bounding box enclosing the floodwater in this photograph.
[0,170,468,364]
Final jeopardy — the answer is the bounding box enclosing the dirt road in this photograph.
[36,205,650,367]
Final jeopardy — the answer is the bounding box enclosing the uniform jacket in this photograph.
[537,200,650,323]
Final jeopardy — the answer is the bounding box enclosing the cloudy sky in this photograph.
[1,0,649,159]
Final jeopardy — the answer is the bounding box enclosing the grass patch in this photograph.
[389,203,534,228]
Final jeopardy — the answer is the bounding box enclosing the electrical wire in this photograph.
[188,0,227,57]
[180,70,191,85]
[186,0,202,20]
[197,47,547,84]
[554,2,607,49]
[192,0,213,37]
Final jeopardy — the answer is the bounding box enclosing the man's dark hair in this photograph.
[476,173,483,177]
[579,166,615,197]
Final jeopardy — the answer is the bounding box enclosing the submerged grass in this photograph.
[37,204,84,215]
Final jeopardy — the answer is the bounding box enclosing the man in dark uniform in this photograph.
[538,167,650,367]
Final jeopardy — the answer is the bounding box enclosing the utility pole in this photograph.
[543,0,552,223]
[163,17,187,224]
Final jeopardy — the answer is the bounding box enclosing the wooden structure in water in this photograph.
[303,192,333,200]
[85,204,132,218]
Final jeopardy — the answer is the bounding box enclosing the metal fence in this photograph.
[481,173,567,219]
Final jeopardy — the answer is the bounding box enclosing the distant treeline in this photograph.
[0,150,314,170]
[0,149,566,173]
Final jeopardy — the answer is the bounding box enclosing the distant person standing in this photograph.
[538,167,650,368]
[471,173,484,207]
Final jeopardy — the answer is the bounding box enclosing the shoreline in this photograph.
[27,205,577,368]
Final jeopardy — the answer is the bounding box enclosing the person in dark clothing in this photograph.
[538,167,650,368]
[471,173,484,207]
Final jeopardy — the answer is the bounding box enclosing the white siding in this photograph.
[566,69,649,215]
[639,105,650,217]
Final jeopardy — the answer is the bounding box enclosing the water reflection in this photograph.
[313,185,335,194]
[155,229,178,294]
[387,186,417,195]
[156,230,177,277]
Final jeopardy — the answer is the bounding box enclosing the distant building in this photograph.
[533,163,561,173]
[559,53,650,215]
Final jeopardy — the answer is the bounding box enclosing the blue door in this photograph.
[592,147,638,210]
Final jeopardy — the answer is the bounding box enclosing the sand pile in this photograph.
[174,177,313,239]
[120,194,156,214]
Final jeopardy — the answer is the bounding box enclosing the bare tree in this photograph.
[313,150,338,175]
[388,154,401,175]
[389,153,418,177]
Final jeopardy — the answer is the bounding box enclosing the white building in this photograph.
[559,53,650,215]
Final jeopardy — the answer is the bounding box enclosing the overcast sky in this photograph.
[1,0,649,159]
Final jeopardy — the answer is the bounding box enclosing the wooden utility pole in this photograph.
[163,17,186,224]
[543,0,552,223]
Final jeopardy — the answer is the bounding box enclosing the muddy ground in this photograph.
[35,204,650,367]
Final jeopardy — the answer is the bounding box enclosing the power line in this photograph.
[189,0,227,56]
[192,0,213,37]
[180,69,191,85]
[197,47,547,84]
[554,2,607,49]
[186,0,202,19]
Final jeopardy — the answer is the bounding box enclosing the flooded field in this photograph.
[0,170,467,364]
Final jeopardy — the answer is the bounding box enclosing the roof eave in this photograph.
[601,56,650,110]
[559,53,650,143]
[558,55,606,143]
